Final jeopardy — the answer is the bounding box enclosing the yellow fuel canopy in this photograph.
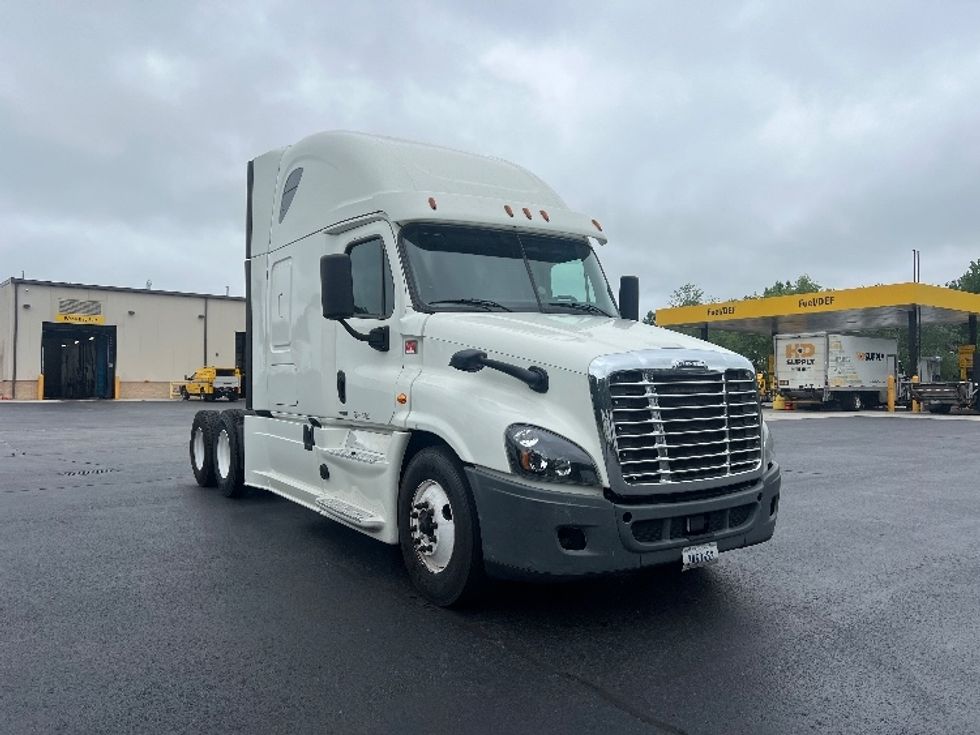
[655,282,980,335]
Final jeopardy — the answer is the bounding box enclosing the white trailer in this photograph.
[187,132,781,606]
[775,332,897,410]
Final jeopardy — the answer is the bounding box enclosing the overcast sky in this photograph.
[1,2,979,311]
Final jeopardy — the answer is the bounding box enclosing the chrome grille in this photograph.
[608,369,762,485]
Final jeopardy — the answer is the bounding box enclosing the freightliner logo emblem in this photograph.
[672,359,708,370]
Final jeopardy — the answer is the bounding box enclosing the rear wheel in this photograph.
[180,386,189,400]
[215,410,246,498]
[398,447,484,607]
[189,411,219,487]
[927,403,952,414]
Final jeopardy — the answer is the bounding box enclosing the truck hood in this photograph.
[421,312,747,374]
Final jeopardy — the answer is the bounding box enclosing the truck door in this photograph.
[333,225,403,426]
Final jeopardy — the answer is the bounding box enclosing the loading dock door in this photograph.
[41,322,117,399]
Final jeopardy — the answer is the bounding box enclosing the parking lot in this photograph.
[1,401,977,734]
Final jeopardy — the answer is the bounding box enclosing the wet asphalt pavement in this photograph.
[0,402,977,734]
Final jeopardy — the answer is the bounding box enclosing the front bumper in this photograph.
[466,463,781,580]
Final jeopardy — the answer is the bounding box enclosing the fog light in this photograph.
[557,526,587,551]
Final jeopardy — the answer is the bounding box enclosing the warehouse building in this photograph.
[0,278,245,400]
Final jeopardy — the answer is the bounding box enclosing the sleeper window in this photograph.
[278,168,303,223]
[348,238,395,318]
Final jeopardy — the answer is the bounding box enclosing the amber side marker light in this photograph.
[428,197,437,210]
[504,205,514,217]
[591,218,603,232]
[539,210,550,222]
[396,393,408,405]
[522,207,532,219]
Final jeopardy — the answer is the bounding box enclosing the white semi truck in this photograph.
[775,332,897,410]
[188,132,781,606]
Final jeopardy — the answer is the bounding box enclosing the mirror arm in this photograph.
[338,319,389,352]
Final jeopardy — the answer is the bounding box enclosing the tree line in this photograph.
[646,260,980,380]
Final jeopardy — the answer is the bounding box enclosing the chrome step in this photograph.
[314,496,384,530]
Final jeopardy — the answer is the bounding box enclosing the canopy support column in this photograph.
[970,315,978,383]
[908,309,919,377]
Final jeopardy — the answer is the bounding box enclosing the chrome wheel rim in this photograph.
[193,427,206,470]
[409,480,455,574]
[216,428,231,479]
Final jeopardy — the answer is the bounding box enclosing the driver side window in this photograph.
[348,238,395,318]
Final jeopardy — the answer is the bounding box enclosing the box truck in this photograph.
[775,332,897,410]
[188,132,781,605]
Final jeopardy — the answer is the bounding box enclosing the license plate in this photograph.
[682,542,719,571]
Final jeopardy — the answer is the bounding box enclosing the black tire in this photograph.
[180,386,189,401]
[214,410,246,498]
[204,392,216,402]
[189,410,219,487]
[398,447,484,607]
[927,403,952,414]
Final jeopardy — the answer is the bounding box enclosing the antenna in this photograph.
[225,285,230,296]
[146,279,152,290]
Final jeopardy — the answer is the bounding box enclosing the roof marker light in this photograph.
[540,210,550,222]
[504,205,514,217]
[591,218,603,232]
[428,197,437,210]
[522,207,532,220]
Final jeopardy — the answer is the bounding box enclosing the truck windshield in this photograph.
[400,224,619,316]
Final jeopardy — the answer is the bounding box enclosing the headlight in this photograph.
[505,424,599,486]
[762,419,775,468]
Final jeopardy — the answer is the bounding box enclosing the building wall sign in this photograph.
[55,313,106,325]
[56,298,105,325]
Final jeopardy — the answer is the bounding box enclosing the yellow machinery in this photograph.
[179,366,241,402]
[959,345,975,381]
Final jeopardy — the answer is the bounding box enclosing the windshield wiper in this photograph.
[547,301,614,317]
[429,298,512,312]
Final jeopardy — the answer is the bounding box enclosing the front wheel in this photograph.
[398,447,484,607]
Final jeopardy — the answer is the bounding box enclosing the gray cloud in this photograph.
[1,1,978,310]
